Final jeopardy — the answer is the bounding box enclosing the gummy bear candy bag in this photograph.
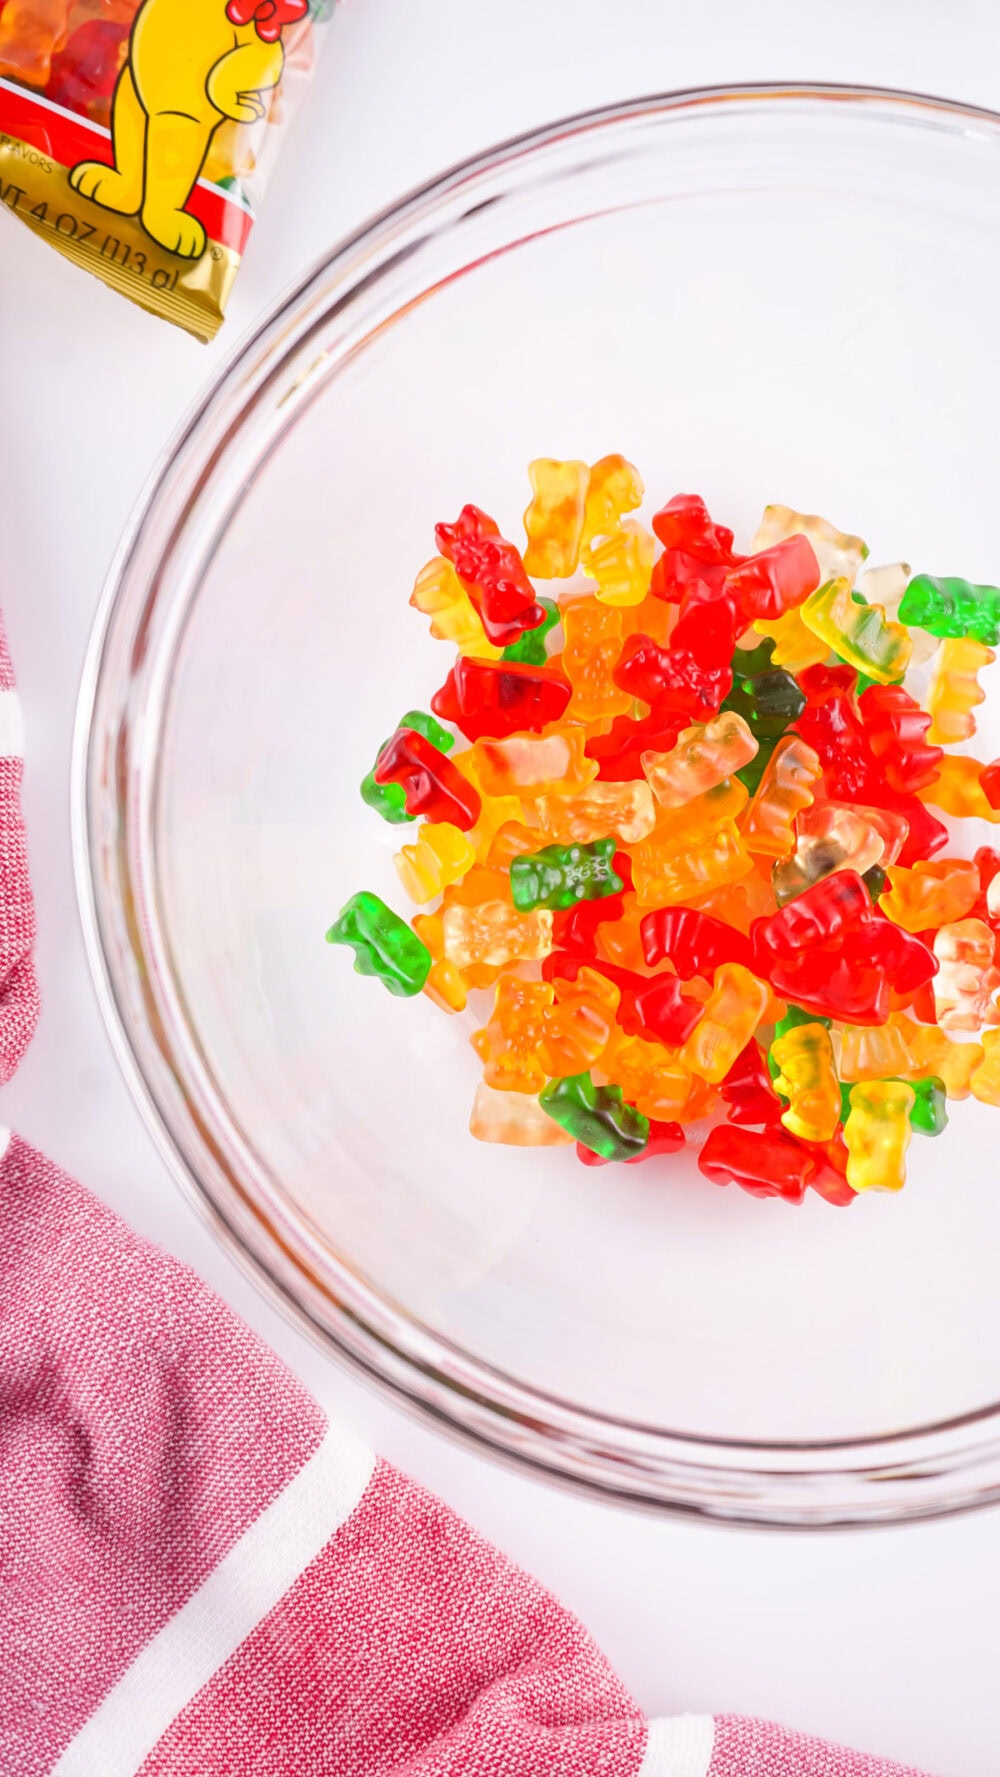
[0,0,335,338]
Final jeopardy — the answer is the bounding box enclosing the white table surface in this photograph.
[2,4,998,1771]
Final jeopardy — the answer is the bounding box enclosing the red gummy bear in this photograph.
[435,506,548,647]
[431,657,571,741]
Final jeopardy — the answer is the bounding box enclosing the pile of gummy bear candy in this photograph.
[328,457,1000,1204]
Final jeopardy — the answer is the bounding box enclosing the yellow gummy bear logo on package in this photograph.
[0,0,331,337]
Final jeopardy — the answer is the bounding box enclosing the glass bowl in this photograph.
[76,84,1000,1527]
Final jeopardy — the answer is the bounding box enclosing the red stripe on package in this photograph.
[0,81,253,253]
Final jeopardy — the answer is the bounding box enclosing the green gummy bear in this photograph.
[501,597,559,665]
[736,735,777,797]
[729,637,775,676]
[907,1074,948,1137]
[400,709,454,752]
[539,1072,649,1160]
[898,574,1000,647]
[510,837,622,912]
[326,890,431,997]
[862,863,887,903]
[724,665,806,740]
[360,709,454,825]
[360,768,410,824]
[852,668,904,696]
[837,1075,945,1134]
[777,1003,832,1036]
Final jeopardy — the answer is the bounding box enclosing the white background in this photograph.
[2,4,998,1771]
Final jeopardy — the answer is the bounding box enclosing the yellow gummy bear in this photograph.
[522,459,590,578]
[970,1031,1000,1107]
[587,522,657,607]
[580,454,644,558]
[770,1020,841,1143]
[926,638,994,746]
[753,607,831,672]
[918,756,1000,824]
[409,558,502,657]
[799,577,911,684]
[895,1016,983,1100]
[844,1081,915,1193]
[394,821,476,905]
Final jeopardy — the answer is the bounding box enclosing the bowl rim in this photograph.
[73,79,1000,1528]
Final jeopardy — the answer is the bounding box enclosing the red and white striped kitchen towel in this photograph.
[0,1138,933,1777]
[0,613,38,1081]
[0,606,931,1777]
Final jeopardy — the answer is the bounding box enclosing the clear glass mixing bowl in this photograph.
[76,85,1000,1526]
